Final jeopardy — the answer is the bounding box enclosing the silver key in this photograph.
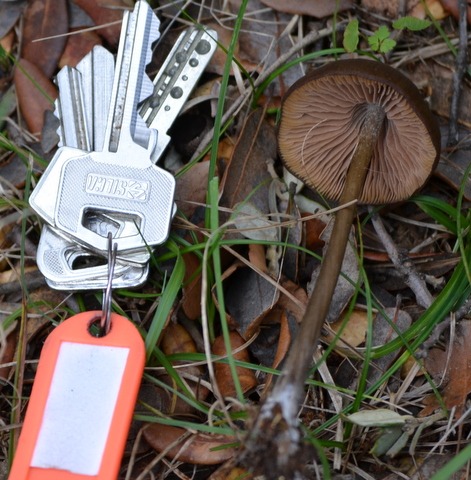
[39,55,150,286]
[55,66,90,151]
[140,26,218,162]
[32,1,175,254]
[76,45,115,152]
[37,225,148,290]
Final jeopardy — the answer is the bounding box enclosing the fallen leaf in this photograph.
[14,58,57,135]
[308,219,360,323]
[421,320,471,418]
[220,108,277,236]
[409,0,448,20]
[208,460,254,480]
[22,0,68,78]
[203,20,258,75]
[258,0,353,17]
[1,29,15,54]
[160,323,209,414]
[58,28,102,69]
[263,276,307,325]
[323,309,369,350]
[261,312,292,394]
[213,331,258,397]
[70,0,127,47]
[0,1,26,40]
[215,261,279,339]
[439,0,471,23]
[144,424,237,465]
[303,213,326,252]
[226,0,304,96]
[181,250,203,320]
[175,161,210,219]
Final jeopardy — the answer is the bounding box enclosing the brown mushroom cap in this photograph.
[278,59,441,205]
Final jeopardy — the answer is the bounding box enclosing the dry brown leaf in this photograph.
[181,251,202,321]
[203,20,258,75]
[263,276,307,325]
[324,309,369,349]
[22,0,68,78]
[409,0,448,19]
[258,0,353,17]
[220,108,277,229]
[421,320,471,418]
[159,324,209,414]
[215,261,280,339]
[261,312,292,394]
[213,331,258,397]
[302,213,326,252]
[439,0,471,23]
[14,58,57,136]
[70,0,127,47]
[58,28,102,69]
[226,0,304,97]
[1,30,15,54]
[144,424,237,465]
[175,161,210,219]
[208,460,254,480]
[248,243,269,273]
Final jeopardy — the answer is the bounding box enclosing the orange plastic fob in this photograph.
[9,311,145,480]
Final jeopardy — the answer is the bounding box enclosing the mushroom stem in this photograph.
[261,103,385,426]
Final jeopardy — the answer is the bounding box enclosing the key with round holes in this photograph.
[140,26,218,162]
[32,1,175,254]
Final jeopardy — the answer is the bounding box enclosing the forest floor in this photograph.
[0,0,471,479]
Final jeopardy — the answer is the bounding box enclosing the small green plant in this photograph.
[343,16,432,54]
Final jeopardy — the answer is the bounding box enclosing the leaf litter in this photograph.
[2,0,471,478]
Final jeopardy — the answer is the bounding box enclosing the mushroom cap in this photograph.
[278,59,441,205]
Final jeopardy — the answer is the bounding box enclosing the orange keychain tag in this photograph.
[9,310,145,480]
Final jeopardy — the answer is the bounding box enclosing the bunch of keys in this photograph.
[31,3,217,290]
[10,2,217,478]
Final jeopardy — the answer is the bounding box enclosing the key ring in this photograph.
[100,232,117,336]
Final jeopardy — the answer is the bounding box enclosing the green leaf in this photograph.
[368,36,380,51]
[145,240,185,361]
[379,38,397,53]
[343,20,359,53]
[375,25,391,41]
[393,16,431,31]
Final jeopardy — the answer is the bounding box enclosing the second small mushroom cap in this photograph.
[278,59,441,205]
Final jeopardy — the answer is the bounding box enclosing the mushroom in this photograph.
[240,59,440,477]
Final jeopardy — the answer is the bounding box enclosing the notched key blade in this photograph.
[54,66,90,151]
[76,46,115,152]
[104,0,160,153]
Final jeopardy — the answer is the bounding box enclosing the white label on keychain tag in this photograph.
[31,342,129,474]
[9,311,145,480]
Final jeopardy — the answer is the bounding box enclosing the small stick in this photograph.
[369,207,434,309]
[447,0,468,147]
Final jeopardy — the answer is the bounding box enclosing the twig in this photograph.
[0,270,46,295]
[447,0,468,147]
[369,208,434,309]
